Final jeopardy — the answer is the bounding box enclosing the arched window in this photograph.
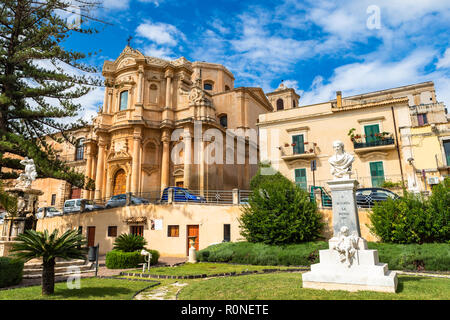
[204,81,214,91]
[119,91,128,111]
[75,138,85,161]
[219,114,228,128]
[276,98,284,111]
[225,85,230,91]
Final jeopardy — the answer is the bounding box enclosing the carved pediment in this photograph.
[142,164,158,176]
[107,150,132,163]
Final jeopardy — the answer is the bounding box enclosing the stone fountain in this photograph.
[0,157,43,257]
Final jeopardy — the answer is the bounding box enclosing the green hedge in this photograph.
[197,241,450,271]
[197,241,329,266]
[105,249,160,269]
[0,257,24,288]
[369,178,450,244]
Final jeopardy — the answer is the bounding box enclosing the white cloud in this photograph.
[137,0,162,6]
[300,49,439,105]
[102,0,130,10]
[436,48,450,69]
[141,44,176,60]
[136,20,185,46]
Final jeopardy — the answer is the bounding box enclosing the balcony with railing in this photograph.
[351,132,396,154]
[280,142,318,161]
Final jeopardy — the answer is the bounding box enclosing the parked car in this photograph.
[355,188,400,208]
[160,187,206,203]
[36,206,62,219]
[63,199,102,214]
[105,194,150,209]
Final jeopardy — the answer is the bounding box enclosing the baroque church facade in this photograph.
[34,46,273,206]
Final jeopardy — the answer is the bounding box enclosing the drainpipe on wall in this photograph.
[391,106,405,192]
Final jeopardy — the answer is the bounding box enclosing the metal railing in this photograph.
[280,144,317,157]
[353,138,395,149]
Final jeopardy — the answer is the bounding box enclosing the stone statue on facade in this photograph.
[328,140,354,179]
[332,226,359,267]
[15,157,38,189]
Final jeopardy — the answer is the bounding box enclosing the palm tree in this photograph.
[11,229,87,295]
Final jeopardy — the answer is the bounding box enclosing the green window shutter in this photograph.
[364,124,380,143]
[370,161,385,187]
[444,140,450,166]
[295,168,307,190]
[120,91,128,111]
[292,135,304,154]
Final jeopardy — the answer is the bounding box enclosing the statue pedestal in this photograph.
[302,178,397,293]
[0,240,20,257]
[327,179,361,237]
[302,238,398,293]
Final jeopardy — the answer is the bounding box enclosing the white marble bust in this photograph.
[328,140,354,179]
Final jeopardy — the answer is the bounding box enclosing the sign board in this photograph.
[154,219,163,231]
[311,160,317,171]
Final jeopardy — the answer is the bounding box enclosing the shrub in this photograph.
[197,241,450,271]
[240,167,324,245]
[105,248,160,269]
[197,241,329,266]
[113,233,147,252]
[426,177,450,243]
[106,250,142,269]
[0,257,24,288]
[369,178,450,244]
[144,248,160,265]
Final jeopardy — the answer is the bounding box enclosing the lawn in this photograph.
[0,278,157,300]
[177,273,450,300]
[133,262,301,276]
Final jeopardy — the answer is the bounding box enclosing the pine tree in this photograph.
[0,0,103,188]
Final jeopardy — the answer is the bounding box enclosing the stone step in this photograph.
[23,269,94,279]
[23,264,93,276]
[24,259,86,270]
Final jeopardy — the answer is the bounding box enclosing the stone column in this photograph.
[183,129,192,189]
[131,130,142,195]
[90,154,97,200]
[137,67,144,104]
[94,141,106,200]
[84,143,93,199]
[199,139,205,196]
[108,90,113,113]
[160,130,171,191]
[165,69,173,109]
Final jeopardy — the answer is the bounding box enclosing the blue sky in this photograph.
[67,0,450,120]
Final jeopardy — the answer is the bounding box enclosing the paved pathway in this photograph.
[134,282,188,300]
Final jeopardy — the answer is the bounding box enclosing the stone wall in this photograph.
[36,204,378,257]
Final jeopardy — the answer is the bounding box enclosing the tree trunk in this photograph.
[42,258,55,295]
